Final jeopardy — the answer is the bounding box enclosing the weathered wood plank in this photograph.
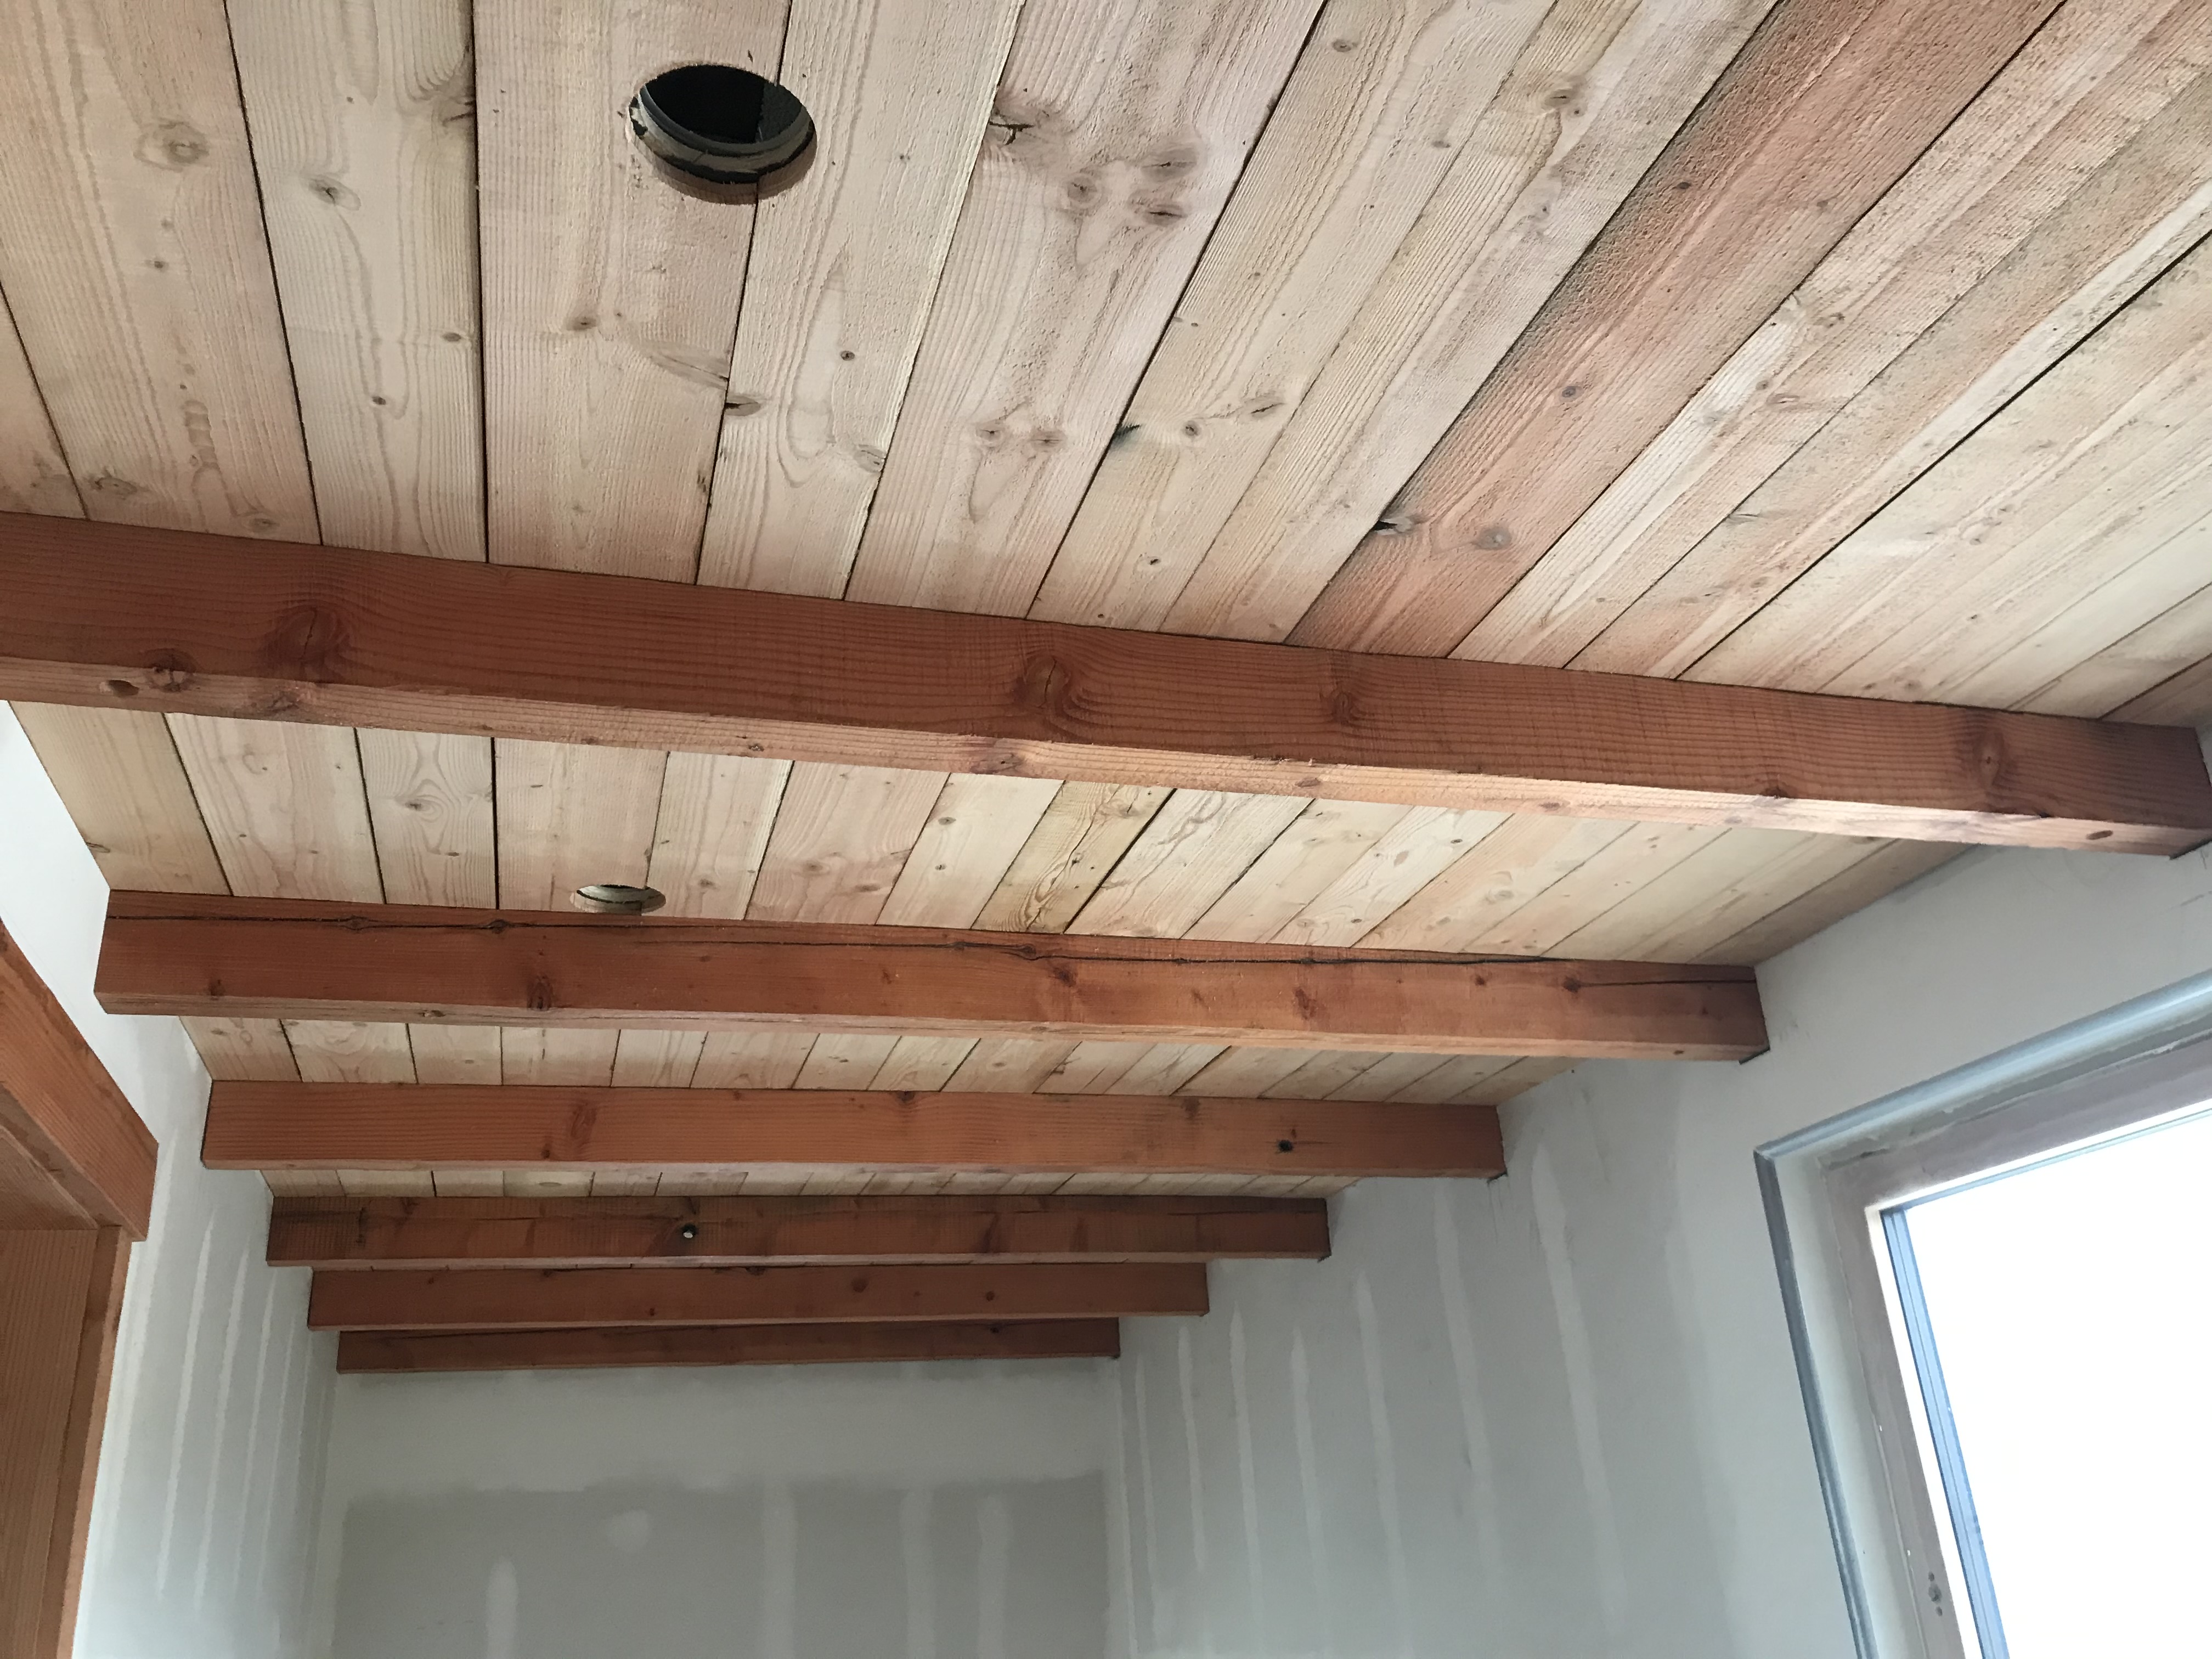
[9,519,2208,850]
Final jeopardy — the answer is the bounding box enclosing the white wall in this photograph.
[311,1360,1116,1658]
[0,705,336,1659]
[1114,837,2212,1658]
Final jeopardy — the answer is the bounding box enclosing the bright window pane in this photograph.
[1897,1105,2212,1659]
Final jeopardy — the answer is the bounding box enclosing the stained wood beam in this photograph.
[271,1195,1333,1269]
[1,923,156,1237]
[101,891,1764,1060]
[207,1082,1505,1180]
[337,1321,1124,1373]
[3,515,2205,852]
[306,1262,1208,1331]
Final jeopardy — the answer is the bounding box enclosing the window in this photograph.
[1759,972,2212,1659]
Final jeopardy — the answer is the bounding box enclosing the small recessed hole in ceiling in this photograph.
[628,64,814,202]
[572,883,667,916]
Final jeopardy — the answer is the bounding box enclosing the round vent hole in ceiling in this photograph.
[628,64,814,201]
[572,883,667,916]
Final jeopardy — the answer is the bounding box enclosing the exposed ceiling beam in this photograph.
[4,515,2205,853]
[101,891,1765,1060]
[207,1082,1506,1181]
[306,1262,1210,1331]
[336,1321,1124,1374]
[270,1194,1333,1269]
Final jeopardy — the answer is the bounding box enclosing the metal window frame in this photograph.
[1756,969,2212,1659]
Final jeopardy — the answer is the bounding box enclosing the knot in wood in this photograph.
[268,604,351,681]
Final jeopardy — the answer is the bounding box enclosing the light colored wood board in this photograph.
[499,1029,618,1087]
[1034,0,1559,629]
[1357,814,1634,950]
[698,0,1024,596]
[692,1031,818,1090]
[795,1035,904,1088]
[501,1170,595,1198]
[0,0,318,536]
[1158,0,1770,642]
[2113,655,2212,727]
[1184,801,1413,942]
[645,754,792,918]
[1545,826,1813,960]
[877,775,1063,928]
[1180,1047,1316,1099]
[747,763,945,923]
[1384,1052,1519,1103]
[1043,1042,1154,1094]
[1291,0,2069,656]
[267,1170,347,1197]
[944,1039,1079,1093]
[1696,838,1962,964]
[431,1169,507,1196]
[654,1170,754,1196]
[183,1017,301,1081]
[1261,1050,1385,1099]
[1611,832,1892,963]
[286,1021,415,1083]
[871,1037,979,1092]
[169,717,384,900]
[2025,580,2212,716]
[0,1229,126,1659]
[1107,1045,1226,1096]
[1695,235,2212,694]
[1988,531,2212,715]
[612,1031,706,1087]
[1458,822,1726,956]
[1068,791,1308,937]
[0,294,82,516]
[586,1170,663,1197]
[1327,1052,1451,1101]
[1459,1055,1577,1104]
[1467,0,2212,670]
[842,0,1327,614]
[12,704,225,892]
[227,0,484,560]
[359,730,496,906]
[973,783,1171,933]
[337,1170,437,1197]
[409,1025,504,1084]
[1272,807,1510,946]
[475,0,787,575]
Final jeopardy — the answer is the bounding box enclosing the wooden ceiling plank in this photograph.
[307,1260,1206,1330]
[1261,1050,1389,1099]
[1032,0,1559,630]
[2113,657,2212,730]
[1545,825,1815,960]
[692,1031,817,1090]
[271,1192,1331,1269]
[748,763,946,923]
[842,0,1327,615]
[1694,839,1961,965]
[0,0,318,537]
[1453,822,1727,957]
[1695,237,2212,696]
[205,1080,1509,1178]
[1381,1052,1519,1105]
[1323,1052,1453,1101]
[944,1039,1080,1094]
[1467,0,2212,673]
[19,523,2207,849]
[1284,0,2064,657]
[227,0,484,562]
[1180,1047,1319,1099]
[430,1169,506,1197]
[698,0,1025,597]
[106,890,1769,1058]
[973,784,1172,934]
[869,1037,981,1093]
[475,0,787,577]
[1269,807,1511,947]
[1068,791,1309,938]
[1155,0,1771,644]
[1454,1055,1576,1105]
[2025,583,2212,719]
[1356,816,1638,952]
[0,293,81,517]
[877,775,1063,929]
[1184,802,1416,944]
[1578,23,2212,678]
[337,1320,1123,1373]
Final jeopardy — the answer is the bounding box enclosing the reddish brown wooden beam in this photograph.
[207,1082,1505,1180]
[270,1195,1333,1269]
[0,923,156,1236]
[306,1263,1208,1331]
[2,515,2204,851]
[337,1321,1124,1373]
[101,891,1765,1060]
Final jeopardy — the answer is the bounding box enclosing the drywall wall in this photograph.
[311,1359,1115,1657]
[1114,837,2212,1659]
[0,703,336,1658]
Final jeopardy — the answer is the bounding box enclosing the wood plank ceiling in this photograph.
[3,0,2210,1234]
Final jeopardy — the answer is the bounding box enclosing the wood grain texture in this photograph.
[1473,0,2212,673]
[475,0,786,576]
[0,924,156,1234]
[307,1260,1209,1330]
[1289,0,2062,656]
[337,1319,1122,1372]
[227,0,484,561]
[843,0,1325,614]
[0,1229,128,1659]
[0,295,81,517]
[110,891,1768,1058]
[207,1079,1510,1178]
[697,0,1024,596]
[9,518,2208,850]
[1156,0,1771,642]
[0,0,318,538]
[269,1193,1331,1267]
